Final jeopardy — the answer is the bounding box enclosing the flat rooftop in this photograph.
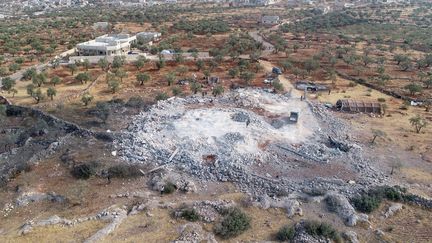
[77,34,136,48]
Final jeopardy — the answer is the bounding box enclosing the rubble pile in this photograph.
[116,89,387,196]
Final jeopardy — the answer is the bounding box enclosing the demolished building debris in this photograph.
[116,89,387,196]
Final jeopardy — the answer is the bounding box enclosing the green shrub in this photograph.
[352,186,405,213]
[348,82,357,87]
[351,195,381,213]
[71,162,98,180]
[214,207,251,239]
[126,96,146,108]
[371,186,403,201]
[155,92,169,101]
[162,182,177,194]
[180,208,200,222]
[303,220,340,242]
[276,225,295,241]
[107,164,143,178]
[377,98,386,102]
[402,193,417,202]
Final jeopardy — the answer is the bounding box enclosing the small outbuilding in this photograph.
[335,99,383,114]
[261,15,280,25]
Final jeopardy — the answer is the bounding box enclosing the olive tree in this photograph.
[1,77,15,92]
[136,72,150,86]
[47,87,57,100]
[81,92,94,106]
[409,115,427,133]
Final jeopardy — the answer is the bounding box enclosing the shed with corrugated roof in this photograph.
[335,99,383,114]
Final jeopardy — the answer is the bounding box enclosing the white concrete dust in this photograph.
[120,89,320,168]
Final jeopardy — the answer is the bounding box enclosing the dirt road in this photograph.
[259,60,301,98]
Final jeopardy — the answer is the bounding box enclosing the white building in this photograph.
[76,34,137,56]
[136,32,161,45]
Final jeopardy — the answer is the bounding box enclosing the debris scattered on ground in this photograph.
[117,89,387,197]
[192,200,236,223]
[173,223,217,243]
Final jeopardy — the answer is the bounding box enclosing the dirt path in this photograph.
[259,60,301,98]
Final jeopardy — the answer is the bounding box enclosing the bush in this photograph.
[107,164,143,178]
[71,162,98,180]
[276,225,295,241]
[351,195,381,213]
[377,98,386,102]
[371,186,403,201]
[214,207,251,239]
[126,96,146,108]
[351,186,404,213]
[162,182,177,194]
[155,92,169,101]
[180,208,200,222]
[399,104,408,110]
[303,220,340,242]
[348,82,357,87]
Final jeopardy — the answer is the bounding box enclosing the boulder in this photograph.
[18,223,33,236]
[343,231,359,243]
[258,195,302,218]
[384,203,403,218]
[325,192,369,227]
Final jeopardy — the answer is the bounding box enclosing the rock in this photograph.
[37,215,64,226]
[15,191,66,207]
[375,229,385,237]
[18,223,33,235]
[291,222,327,243]
[343,231,359,243]
[173,223,203,242]
[384,203,403,218]
[258,196,302,218]
[259,194,271,210]
[84,208,127,243]
[325,192,368,227]
[183,180,197,193]
[192,200,236,223]
[16,192,47,206]
[231,111,250,122]
[129,203,147,216]
[150,172,197,194]
[280,199,303,218]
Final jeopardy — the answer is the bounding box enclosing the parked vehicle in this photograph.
[272,67,282,75]
[177,79,190,85]
[263,77,275,84]
[289,112,299,123]
[295,81,328,92]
